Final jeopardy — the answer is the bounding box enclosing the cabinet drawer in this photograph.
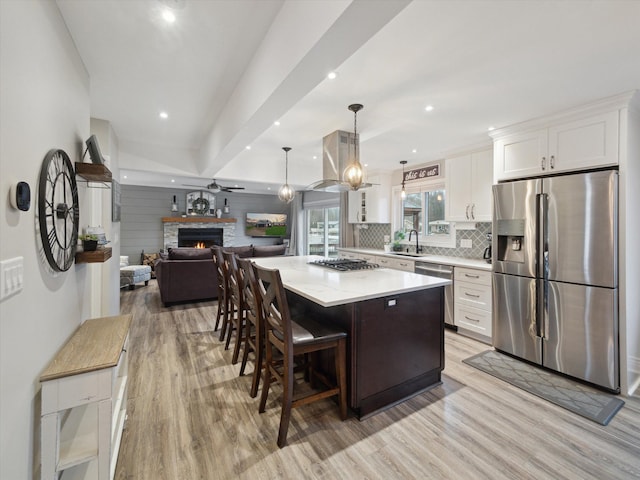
[455,304,491,336]
[455,281,491,311]
[42,369,112,414]
[376,256,414,272]
[455,267,491,286]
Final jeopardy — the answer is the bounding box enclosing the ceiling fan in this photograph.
[183,179,245,193]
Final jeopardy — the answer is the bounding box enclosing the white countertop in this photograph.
[251,255,450,308]
[338,248,493,271]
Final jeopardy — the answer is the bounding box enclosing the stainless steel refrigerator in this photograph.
[492,170,619,392]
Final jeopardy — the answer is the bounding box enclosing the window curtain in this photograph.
[288,192,304,255]
[339,191,354,248]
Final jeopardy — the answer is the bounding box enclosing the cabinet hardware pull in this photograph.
[464,316,480,323]
[541,156,546,170]
[471,204,475,220]
[465,204,470,220]
[464,273,480,278]
[550,155,555,169]
[464,292,480,298]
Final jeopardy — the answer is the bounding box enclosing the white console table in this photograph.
[40,314,132,480]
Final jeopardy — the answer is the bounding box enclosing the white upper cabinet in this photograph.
[445,148,493,222]
[494,110,619,181]
[348,174,391,223]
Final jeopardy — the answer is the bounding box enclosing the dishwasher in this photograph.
[414,262,455,329]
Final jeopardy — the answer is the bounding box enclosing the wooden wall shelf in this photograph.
[75,247,112,264]
[75,162,112,186]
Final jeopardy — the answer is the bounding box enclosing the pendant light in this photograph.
[400,160,407,199]
[278,147,295,203]
[343,103,365,190]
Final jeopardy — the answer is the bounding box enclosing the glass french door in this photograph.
[306,207,339,257]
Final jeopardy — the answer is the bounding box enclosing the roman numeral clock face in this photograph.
[38,149,79,272]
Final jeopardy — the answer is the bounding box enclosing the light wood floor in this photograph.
[116,280,640,480]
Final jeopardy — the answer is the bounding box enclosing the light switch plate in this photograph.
[1,256,24,301]
[461,239,472,248]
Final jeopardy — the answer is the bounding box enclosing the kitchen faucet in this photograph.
[408,229,422,254]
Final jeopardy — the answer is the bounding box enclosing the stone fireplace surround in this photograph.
[162,217,237,250]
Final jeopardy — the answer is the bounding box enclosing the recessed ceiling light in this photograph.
[425,105,434,112]
[171,179,175,183]
[245,145,251,150]
[159,111,168,119]
[364,163,368,167]
[123,175,128,179]
[488,126,495,131]
[267,187,271,190]
[162,10,176,23]
[412,149,417,153]
[274,121,280,126]
[327,71,337,80]
[313,155,317,160]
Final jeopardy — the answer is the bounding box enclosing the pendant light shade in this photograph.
[400,160,407,199]
[278,147,295,203]
[343,103,365,191]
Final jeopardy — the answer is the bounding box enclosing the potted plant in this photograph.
[392,230,405,251]
[80,234,98,251]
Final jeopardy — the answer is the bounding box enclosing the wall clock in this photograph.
[38,149,80,272]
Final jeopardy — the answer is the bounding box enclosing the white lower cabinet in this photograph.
[338,251,376,263]
[40,315,131,480]
[454,267,492,343]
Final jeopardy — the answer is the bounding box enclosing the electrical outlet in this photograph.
[461,239,472,249]
[1,256,24,301]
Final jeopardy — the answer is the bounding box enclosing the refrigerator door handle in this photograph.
[535,193,549,339]
[541,193,549,340]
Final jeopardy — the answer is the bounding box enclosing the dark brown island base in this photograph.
[252,255,449,419]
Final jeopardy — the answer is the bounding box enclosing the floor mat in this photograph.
[463,350,624,425]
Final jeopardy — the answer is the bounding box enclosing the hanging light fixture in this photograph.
[343,103,365,190]
[278,147,295,203]
[400,160,408,199]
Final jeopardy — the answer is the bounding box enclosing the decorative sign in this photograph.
[403,162,441,182]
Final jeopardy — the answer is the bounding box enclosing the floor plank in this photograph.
[116,280,640,480]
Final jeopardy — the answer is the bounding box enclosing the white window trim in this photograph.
[392,181,456,248]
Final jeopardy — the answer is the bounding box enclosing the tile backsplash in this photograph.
[357,222,492,259]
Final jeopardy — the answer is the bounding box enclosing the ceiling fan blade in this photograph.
[183,183,206,187]
[225,186,245,190]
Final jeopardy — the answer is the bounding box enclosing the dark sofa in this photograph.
[155,244,286,306]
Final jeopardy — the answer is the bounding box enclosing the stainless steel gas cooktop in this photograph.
[309,258,380,272]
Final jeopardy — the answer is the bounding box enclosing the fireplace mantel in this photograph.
[162,217,237,223]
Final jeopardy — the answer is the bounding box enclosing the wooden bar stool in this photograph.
[252,263,348,448]
[236,258,264,398]
[223,251,248,364]
[212,246,231,339]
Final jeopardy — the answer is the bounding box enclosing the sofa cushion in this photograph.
[223,245,254,258]
[167,247,213,260]
[252,244,287,257]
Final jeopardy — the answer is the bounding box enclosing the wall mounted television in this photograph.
[245,213,287,237]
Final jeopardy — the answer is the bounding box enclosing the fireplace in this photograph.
[178,228,223,248]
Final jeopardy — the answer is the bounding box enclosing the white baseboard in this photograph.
[627,355,640,396]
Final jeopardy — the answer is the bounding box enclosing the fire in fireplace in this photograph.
[178,228,223,248]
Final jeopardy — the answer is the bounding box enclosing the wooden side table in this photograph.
[40,314,132,480]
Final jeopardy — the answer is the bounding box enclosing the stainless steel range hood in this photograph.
[307,130,370,192]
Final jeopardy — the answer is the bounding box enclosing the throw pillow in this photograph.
[252,244,287,257]
[168,247,213,260]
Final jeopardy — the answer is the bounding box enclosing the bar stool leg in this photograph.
[336,338,348,420]
[277,360,295,448]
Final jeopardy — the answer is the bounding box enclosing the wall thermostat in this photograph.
[10,181,31,211]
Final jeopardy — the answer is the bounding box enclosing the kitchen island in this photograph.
[252,255,450,418]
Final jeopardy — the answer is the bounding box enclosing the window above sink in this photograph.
[392,181,456,249]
